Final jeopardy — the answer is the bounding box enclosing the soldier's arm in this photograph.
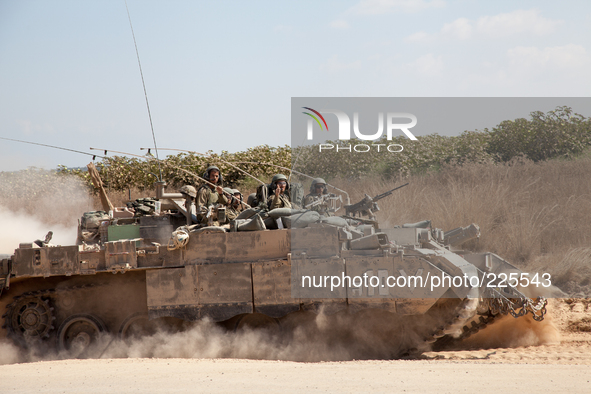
[268,194,281,210]
[196,187,209,208]
[218,190,229,205]
[281,194,292,209]
[226,207,239,221]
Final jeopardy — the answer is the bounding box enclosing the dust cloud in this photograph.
[0,310,434,365]
[0,341,21,365]
[0,207,77,255]
[0,304,561,366]
[0,169,92,254]
[458,311,560,350]
[102,311,430,362]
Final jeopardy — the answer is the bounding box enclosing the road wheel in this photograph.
[58,314,106,358]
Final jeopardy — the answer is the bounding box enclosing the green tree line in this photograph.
[45,105,591,190]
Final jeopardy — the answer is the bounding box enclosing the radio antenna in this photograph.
[125,0,162,181]
[0,136,105,160]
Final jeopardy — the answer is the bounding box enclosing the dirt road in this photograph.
[1,357,590,394]
[1,298,590,393]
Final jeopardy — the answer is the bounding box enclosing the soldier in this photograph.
[227,189,246,221]
[196,165,228,225]
[267,174,292,210]
[246,193,257,208]
[179,185,197,225]
[303,178,328,213]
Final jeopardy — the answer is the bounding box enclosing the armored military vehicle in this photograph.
[0,180,547,358]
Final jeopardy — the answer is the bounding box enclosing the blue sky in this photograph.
[1,0,590,171]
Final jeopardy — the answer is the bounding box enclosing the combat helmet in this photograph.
[246,193,257,207]
[270,174,290,191]
[310,178,327,194]
[231,189,243,204]
[179,185,197,199]
[203,165,223,185]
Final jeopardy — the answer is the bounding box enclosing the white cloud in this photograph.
[447,44,591,95]
[320,55,362,72]
[350,0,445,15]
[476,9,562,38]
[405,9,562,42]
[507,44,590,69]
[408,53,444,76]
[330,20,350,29]
[404,31,432,43]
[441,17,472,40]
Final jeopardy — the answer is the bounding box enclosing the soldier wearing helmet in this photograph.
[246,193,257,207]
[179,185,197,225]
[227,188,246,221]
[267,174,292,210]
[303,178,330,215]
[196,165,228,224]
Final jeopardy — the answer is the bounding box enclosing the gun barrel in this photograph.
[373,182,409,201]
[345,183,409,218]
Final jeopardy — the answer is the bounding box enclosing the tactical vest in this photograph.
[198,185,218,207]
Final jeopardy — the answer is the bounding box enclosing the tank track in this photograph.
[3,275,150,348]
[427,310,503,351]
[426,292,548,351]
[2,283,101,341]
[424,298,479,345]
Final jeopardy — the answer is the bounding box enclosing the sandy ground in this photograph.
[1,298,590,393]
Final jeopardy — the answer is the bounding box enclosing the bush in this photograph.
[486,106,591,162]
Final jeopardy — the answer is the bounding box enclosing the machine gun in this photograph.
[344,183,409,219]
[303,193,343,213]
